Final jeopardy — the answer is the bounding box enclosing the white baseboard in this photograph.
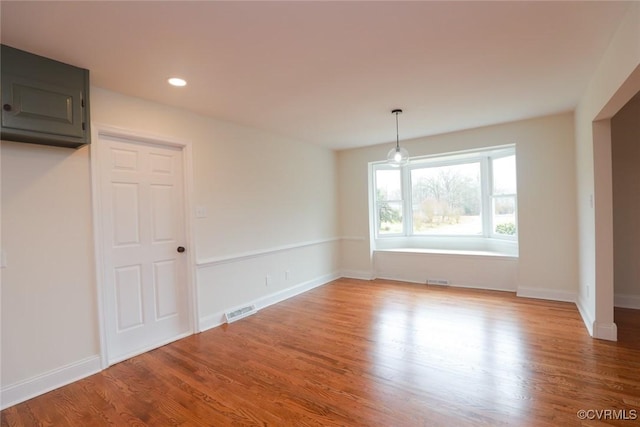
[1,355,101,410]
[108,331,193,366]
[593,321,618,341]
[443,281,516,293]
[575,297,618,341]
[340,270,374,280]
[374,274,425,284]
[199,271,341,332]
[614,293,640,309]
[516,287,576,303]
[199,311,227,332]
[576,296,595,337]
[254,271,340,310]
[374,274,516,293]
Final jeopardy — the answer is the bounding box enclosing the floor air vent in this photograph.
[225,305,257,323]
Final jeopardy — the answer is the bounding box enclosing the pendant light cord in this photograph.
[388,108,407,165]
[396,111,400,150]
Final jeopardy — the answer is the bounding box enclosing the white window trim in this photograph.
[370,145,518,256]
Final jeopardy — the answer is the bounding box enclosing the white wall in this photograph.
[374,251,517,293]
[574,2,640,340]
[1,3,637,407]
[1,87,340,408]
[1,141,99,390]
[338,113,578,301]
[91,88,340,330]
[612,93,640,309]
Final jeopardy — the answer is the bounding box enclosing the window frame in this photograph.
[370,145,518,254]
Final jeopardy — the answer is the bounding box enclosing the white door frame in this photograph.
[90,123,199,369]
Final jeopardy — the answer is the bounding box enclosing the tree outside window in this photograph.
[372,146,517,241]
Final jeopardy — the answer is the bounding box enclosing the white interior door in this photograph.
[98,134,191,364]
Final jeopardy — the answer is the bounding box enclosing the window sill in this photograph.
[373,235,518,258]
[374,247,517,260]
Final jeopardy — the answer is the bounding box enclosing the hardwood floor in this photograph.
[2,278,639,426]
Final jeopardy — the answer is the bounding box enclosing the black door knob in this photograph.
[177,246,185,253]
[3,104,12,111]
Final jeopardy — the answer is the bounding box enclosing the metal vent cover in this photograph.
[225,304,257,323]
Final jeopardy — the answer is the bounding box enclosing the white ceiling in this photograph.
[0,1,633,150]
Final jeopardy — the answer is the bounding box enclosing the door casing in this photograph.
[91,123,199,368]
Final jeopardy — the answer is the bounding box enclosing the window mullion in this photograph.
[402,165,412,236]
[481,157,492,237]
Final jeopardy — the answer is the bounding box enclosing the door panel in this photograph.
[153,260,179,319]
[114,265,144,331]
[151,184,174,242]
[112,183,140,246]
[150,152,174,174]
[111,148,138,170]
[99,134,190,364]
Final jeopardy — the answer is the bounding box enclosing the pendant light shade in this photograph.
[387,109,409,167]
[387,145,409,165]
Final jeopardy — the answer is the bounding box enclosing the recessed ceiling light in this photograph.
[168,77,187,87]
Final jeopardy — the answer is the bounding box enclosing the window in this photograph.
[375,169,403,235]
[371,146,517,253]
[491,154,517,237]
[411,161,482,236]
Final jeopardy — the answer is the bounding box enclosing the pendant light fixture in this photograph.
[387,108,409,167]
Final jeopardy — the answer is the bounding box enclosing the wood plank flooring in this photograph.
[2,278,639,426]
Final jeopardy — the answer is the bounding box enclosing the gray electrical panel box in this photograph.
[1,44,90,148]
